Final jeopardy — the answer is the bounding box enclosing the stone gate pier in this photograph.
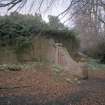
[48,42,88,79]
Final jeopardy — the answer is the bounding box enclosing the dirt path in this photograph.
[0,69,105,105]
[68,79,105,105]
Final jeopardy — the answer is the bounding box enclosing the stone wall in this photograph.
[0,39,84,78]
[0,37,50,64]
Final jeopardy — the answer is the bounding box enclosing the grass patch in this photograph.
[52,64,64,74]
[0,61,50,71]
[87,58,105,70]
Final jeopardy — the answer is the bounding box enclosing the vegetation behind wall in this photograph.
[0,12,79,64]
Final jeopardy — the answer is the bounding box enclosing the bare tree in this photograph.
[73,0,105,57]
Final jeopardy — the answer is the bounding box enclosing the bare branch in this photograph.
[98,17,105,25]
[0,0,23,7]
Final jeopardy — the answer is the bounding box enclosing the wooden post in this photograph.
[81,64,88,80]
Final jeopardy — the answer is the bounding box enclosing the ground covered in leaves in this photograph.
[0,65,105,105]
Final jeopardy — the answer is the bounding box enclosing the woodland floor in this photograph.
[0,67,105,105]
